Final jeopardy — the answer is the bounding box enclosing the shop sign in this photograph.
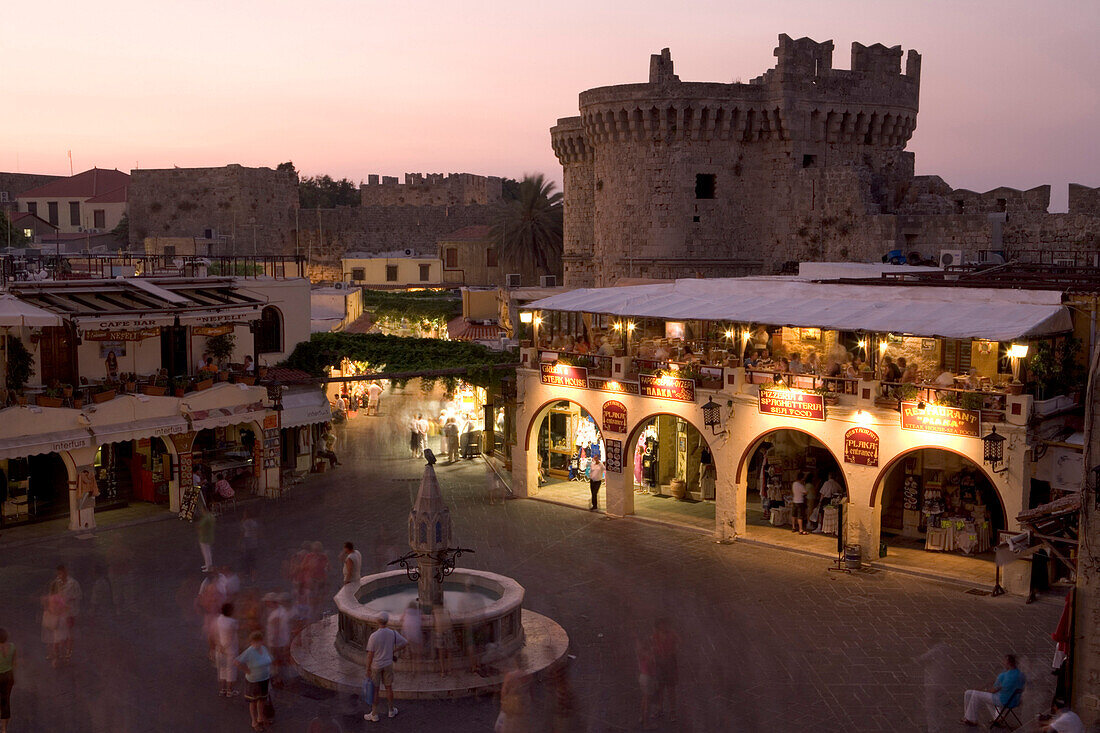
[900,401,980,438]
[152,424,188,437]
[52,435,90,451]
[843,427,879,467]
[586,377,640,395]
[192,325,235,337]
[638,374,695,402]
[540,362,588,388]
[84,318,161,330]
[83,327,160,342]
[757,388,826,421]
[263,414,279,430]
[602,400,627,434]
[604,438,623,473]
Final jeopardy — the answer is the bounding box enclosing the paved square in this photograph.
[0,394,1063,731]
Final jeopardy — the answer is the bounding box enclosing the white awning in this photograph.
[189,408,270,432]
[0,428,93,460]
[279,389,332,429]
[526,278,1073,342]
[92,415,190,445]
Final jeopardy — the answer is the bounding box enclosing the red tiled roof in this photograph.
[262,367,314,384]
[10,212,56,228]
[447,316,503,342]
[343,313,376,334]
[439,225,493,242]
[85,185,128,204]
[17,168,130,200]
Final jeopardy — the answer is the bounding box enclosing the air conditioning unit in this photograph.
[540,275,557,287]
[403,248,415,257]
[939,250,964,268]
[505,273,522,288]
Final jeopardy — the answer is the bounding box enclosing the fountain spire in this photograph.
[408,450,452,609]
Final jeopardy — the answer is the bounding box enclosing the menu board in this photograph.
[604,438,623,473]
[178,487,204,521]
[263,428,280,470]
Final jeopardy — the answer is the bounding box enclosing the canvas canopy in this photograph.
[525,278,1072,342]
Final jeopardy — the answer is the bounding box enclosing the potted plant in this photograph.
[897,384,920,402]
[959,392,984,412]
[205,332,237,369]
[36,387,64,408]
[6,337,34,394]
[93,386,117,404]
[860,366,875,382]
[62,384,73,398]
[123,373,137,393]
[195,377,214,391]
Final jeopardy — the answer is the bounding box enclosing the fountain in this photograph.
[292,451,569,698]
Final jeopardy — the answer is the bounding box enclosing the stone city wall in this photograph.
[361,172,503,207]
[128,164,298,255]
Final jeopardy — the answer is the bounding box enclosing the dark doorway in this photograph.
[160,325,189,379]
[39,325,77,386]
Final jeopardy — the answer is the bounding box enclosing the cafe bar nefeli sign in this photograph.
[900,401,980,438]
[758,388,826,421]
[540,362,588,388]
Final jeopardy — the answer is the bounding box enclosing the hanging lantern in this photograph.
[702,397,722,435]
[981,426,1007,473]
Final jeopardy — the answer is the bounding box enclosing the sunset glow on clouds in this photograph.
[3,0,1097,209]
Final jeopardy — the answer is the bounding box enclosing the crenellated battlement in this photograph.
[550,117,593,165]
[361,172,502,206]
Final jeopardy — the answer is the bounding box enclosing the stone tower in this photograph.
[550,35,922,286]
[407,453,452,609]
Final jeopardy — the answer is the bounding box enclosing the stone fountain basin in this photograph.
[335,569,525,671]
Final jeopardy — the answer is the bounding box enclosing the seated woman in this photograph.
[214,473,235,502]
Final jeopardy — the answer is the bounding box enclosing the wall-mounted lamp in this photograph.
[702,397,722,435]
[982,426,1007,474]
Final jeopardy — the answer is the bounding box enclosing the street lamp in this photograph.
[1006,343,1028,384]
[982,426,1007,474]
[702,397,722,435]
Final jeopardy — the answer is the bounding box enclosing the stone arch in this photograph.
[734,426,845,485]
[869,445,1006,523]
[523,397,599,452]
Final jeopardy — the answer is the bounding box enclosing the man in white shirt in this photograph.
[1044,700,1084,733]
[363,613,408,722]
[214,603,240,697]
[334,394,348,420]
[588,456,605,511]
[597,337,616,357]
[790,473,809,534]
[341,541,362,586]
[366,382,383,415]
[264,593,292,686]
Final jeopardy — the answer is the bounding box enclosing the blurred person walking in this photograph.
[340,542,362,587]
[197,506,216,572]
[0,628,15,732]
[240,510,260,583]
[495,660,531,733]
[197,570,228,658]
[636,636,657,729]
[401,601,423,659]
[214,603,240,697]
[264,594,292,687]
[362,613,407,722]
[651,617,679,722]
[444,418,460,463]
[433,605,455,676]
[236,630,274,731]
[48,565,80,660]
[366,381,383,415]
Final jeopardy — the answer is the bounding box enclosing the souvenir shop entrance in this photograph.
[627,415,716,530]
[94,437,173,510]
[876,448,1005,558]
[532,400,605,510]
[0,454,70,527]
[743,430,847,541]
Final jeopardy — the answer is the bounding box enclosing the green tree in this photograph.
[490,173,563,277]
[111,213,129,243]
[0,211,28,248]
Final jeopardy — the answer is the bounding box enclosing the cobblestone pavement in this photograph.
[0,391,1064,732]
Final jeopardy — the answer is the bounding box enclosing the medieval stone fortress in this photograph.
[551,35,1100,286]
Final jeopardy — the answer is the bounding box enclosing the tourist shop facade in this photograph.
[512,276,1082,586]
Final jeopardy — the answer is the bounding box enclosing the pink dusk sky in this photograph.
[4,0,1098,210]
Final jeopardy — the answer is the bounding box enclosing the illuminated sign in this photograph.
[757,389,826,421]
[843,427,879,466]
[539,362,588,388]
[602,400,627,434]
[900,401,980,438]
[192,325,236,337]
[638,374,695,403]
[83,327,160,342]
[587,377,640,395]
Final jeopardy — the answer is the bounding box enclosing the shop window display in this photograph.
[744,430,846,535]
[537,402,603,482]
[631,416,716,502]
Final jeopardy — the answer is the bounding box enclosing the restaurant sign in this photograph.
[757,388,826,421]
[638,374,695,403]
[602,400,627,434]
[843,427,879,467]
[192,325,235,337]
[586,377,640,395]
[900,401,980,438]
[83,327,160,342]
[540,362,588,388]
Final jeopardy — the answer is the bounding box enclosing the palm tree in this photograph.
[491,174,563,277]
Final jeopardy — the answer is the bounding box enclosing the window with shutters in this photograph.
[351,268,365,281]
[419,264,430,281]
[942,339,972,374]
[444,248,457,269]
[486,247,498,267]
[47,202,59,225]
[93,209,106,229]
[69,201,81,226]
[386,265,398,282]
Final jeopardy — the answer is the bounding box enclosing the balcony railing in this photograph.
[0,254,307,284]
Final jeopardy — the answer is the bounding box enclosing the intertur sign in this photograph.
[539,362,588,388]
[900,401,980,438]
[758,389,826,421]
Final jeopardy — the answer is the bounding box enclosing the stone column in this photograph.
[603,466,631,517]
[716,473,741,540]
